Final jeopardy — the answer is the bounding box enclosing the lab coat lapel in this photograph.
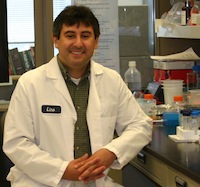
[46,57,76,114]
[87,61,105,187]
[87,61,103,153]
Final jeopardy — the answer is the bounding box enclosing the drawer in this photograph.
[131,150,167,186]
[167,167,200,187]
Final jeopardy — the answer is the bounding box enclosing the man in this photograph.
[3,5,152,187]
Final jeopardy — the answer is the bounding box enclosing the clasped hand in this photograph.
[62,148,116,183]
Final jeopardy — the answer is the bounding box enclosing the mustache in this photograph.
[69,47,86,52]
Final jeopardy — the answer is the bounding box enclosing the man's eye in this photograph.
[66,35,74,39]
[82,35,90,39]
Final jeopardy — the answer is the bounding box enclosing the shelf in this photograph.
[0,102,9,112]
[0,75,20,86]
[155,19,200,39]
[10,75,21,80]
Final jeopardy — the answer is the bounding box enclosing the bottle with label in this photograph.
[143,94,157,119]
[124,61,141,96]
[186,65,200,91]
[172,95,186,112]
[182,109,191,130]
[190,0,200,25]
[191,110,199,132]
[181,0,194,25]
[172,95,186,126]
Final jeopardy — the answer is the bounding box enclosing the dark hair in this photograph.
[53,5,100,39]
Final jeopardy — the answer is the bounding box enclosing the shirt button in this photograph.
[77,106,80,110]
[76,126,80,130]
[76,146,80,150]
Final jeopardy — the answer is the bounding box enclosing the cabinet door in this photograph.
[122,163,161,187]
[132,151,167,186]
[167,167,200,187]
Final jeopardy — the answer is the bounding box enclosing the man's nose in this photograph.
[74,36,83,47]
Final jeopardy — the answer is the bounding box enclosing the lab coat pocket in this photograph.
[37,114,75,160]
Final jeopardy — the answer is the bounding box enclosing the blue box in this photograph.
[163,112,179,135]
[163,112,179,126]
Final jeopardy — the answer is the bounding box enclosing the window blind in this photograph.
[7,0,71,51]
[53,0,71,55]
[7,0,34,44]
[53,0,71,20]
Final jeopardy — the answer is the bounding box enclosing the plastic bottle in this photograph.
[190,0,200,25]
[191,110,199,132]
[172,96,186,111]
[186,65,200,91]
[172,95,186,126]
[197,110,200,129]
[124,61,141,96]
[181,0,194,26]
[182,109,191,130]
[142,94,157,119]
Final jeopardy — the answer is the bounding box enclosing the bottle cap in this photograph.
[174,95,183,102]
[191,110,199,116]
[192,65,200,71]
[182,109,191,116]
[129,61,136,67]
[144,94,154,99]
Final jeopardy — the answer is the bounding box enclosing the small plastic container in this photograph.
[191,110,199,132]
[187,65,200,91]
[188,89,200,105]
[182,109,191,130]
[143,94,157,119]
[163,111,179,134]
[172,95,186,126]
[173,95,185,112]
[136,94,156,119]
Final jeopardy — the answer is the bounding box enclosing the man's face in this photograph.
[53,23,99,70]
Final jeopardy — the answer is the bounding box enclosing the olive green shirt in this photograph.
[57,56,92,158]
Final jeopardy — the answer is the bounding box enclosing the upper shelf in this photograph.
[155,19,200,39]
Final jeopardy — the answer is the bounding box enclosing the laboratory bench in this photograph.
[122,124,200,187]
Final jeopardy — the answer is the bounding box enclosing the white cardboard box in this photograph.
[153,60,195,70]
[176,126,200,140]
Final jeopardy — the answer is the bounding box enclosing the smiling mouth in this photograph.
[71,51,84,55]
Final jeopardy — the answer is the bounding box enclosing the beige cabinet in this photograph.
[130,150,200,187]
[166,167,200,187]
[131,151,167,186]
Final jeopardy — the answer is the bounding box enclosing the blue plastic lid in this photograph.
[192,65,200,71]
[191,110,200,116]
[182,109,191,116]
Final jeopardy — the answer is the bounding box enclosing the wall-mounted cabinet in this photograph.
[155,18,200,57]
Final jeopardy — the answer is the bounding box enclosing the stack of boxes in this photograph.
[153,60,194,84]
[151,48,200,84]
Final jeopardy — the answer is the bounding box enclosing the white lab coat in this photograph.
[3,57,152,187]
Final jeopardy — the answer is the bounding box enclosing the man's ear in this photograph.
[95,36,99,49]
[52,34,59,48]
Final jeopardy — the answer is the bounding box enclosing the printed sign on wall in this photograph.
[72,0,119,72]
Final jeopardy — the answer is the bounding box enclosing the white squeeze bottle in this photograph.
[124,61,141,96]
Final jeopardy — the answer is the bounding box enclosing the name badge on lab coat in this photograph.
[42,105,61,113]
